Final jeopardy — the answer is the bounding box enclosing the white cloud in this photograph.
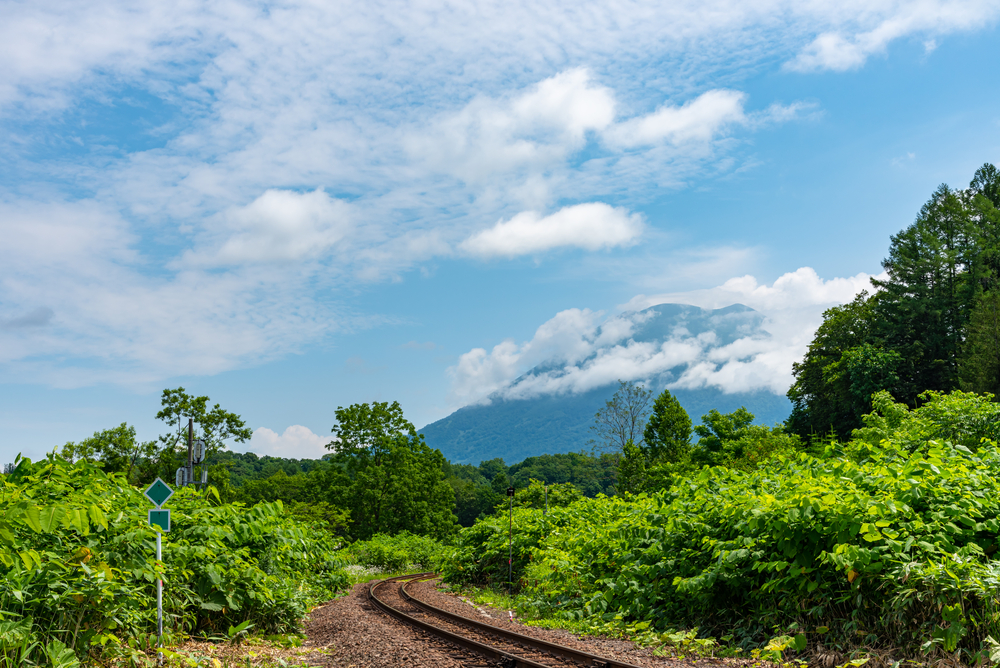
[460,203,644,258]
[606,90,747,148]
[185,188,353,266]
[448,267,884,405]
[0,0,996,390]
[243,425,332,459]
[786,2,998,72]
[0,198,337,386]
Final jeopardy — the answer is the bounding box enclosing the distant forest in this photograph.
[211,448,618,528]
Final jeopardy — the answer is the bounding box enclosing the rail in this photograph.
[368,572,646,668]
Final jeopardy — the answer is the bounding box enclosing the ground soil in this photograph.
[302,578,767,668]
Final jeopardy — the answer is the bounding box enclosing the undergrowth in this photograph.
[0,455,349,667]
[441,391,1000,665]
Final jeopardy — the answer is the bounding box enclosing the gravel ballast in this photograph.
[304,577,766,668]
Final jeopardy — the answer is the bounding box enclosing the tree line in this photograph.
[787,163,1000,439]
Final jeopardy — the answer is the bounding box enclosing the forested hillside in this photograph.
[420,303,794,465]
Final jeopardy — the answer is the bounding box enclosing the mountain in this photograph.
[421,303,793,465]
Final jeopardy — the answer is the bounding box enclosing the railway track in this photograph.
[368,572,647,668]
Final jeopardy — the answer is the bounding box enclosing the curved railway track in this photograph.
[368,572,646,668]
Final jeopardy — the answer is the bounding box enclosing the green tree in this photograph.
[328,401,458,539]
[510,479,582,510]
[589,380,652,455]
[690,407,800,470]
[871,184,985,402]
[60,423,157,483]
[787,292,895,440]
[692,407,755,465]
[960,291,1000,397]
[155,388,252,480]
[451,477,500,526]
[643,389,692,462]
[616,439,647,494]
[328,400,413,465]
[967,164,1000,293]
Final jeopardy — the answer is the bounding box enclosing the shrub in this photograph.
[0,454,348,666]
[443,391,1000,659]
[346,531,449,572]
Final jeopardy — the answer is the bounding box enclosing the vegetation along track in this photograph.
[368,573,645,668]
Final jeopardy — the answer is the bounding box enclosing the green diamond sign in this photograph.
[144,478,174,508]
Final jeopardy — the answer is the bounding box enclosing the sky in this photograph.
[2,0,1000,463]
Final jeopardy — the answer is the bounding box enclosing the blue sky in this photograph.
[2,0,999,461]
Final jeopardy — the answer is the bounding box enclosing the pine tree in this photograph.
[643,389,692,462]
[960,292,1000,398]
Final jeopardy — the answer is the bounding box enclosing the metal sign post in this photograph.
[144,479,174,665]
[506,486,514,595]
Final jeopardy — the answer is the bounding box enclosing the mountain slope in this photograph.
[421,302,793,465]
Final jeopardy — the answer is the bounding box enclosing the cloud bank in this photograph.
[448,267,883,405]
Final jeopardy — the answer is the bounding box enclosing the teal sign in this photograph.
[144,478,174,508]
[148,509,170,532]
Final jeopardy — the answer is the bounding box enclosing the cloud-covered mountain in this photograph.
[422,302,793,464]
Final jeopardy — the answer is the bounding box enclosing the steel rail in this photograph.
[368,573,551,668]
[401,577,645,668]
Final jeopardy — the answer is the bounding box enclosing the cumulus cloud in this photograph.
[187,189,353,266]
[407,68,615,183]
[244,425,332,459]
[448,267,883,405]
[460,203,644,258]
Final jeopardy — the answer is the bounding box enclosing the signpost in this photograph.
[144,478,173,665]
[506,486,514,595]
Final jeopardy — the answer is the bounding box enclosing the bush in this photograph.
[346,531,449,572]
[0,454,348,666]
[443,391,1000,660]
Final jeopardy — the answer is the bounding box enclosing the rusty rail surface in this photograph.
[368,572,645,668]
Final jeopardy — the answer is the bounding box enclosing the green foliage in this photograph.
[328,400,413,464]
[510,479,582,511]
[692,407,755,463]
[848,390,1000,457]
[690,406,798,470]
[444,391,1000,659]
[960,291,1000,397]
[790,164,1000,441]
[616,440,647,494]
[346,532,448,572]
[0,454,347,666]
[328,401,458,540]
[871,183,986,402]
[643,389,692,463]
[507,453,617,497]
[60,423,158,484]
[787,292,883,440]
[155,388,253,483]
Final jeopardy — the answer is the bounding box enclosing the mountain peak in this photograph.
[422,302,790,464]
